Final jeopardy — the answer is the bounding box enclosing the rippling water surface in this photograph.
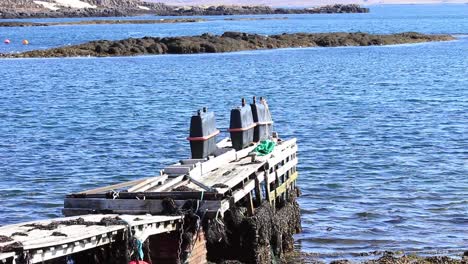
[0,4,467,261]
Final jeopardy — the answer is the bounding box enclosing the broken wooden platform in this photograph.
[0,214,182,264]
[64,137,298,218]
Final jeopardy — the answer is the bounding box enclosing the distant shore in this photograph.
[0,17,289,27]
[1,32,454,58]
[0,18,206,27]
[0,4,369,19]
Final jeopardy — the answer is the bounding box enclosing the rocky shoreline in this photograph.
[0,3,369,19]
[0,18,206,27]
[0,17,290,27]
[2,32,454,59]
[286,250,468,264]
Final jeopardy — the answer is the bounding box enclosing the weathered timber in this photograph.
[0,214,182,264]
[68,191,223,200]
[63,137,298,221]
[270,172,299,199]
[127,174,167,192]
[78,177,150,194]
[63,198,224,216]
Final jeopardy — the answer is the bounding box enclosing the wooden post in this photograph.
[264,170,272,206]
[247,191,255,216]
[274,164,280,208]
[254,174,263,206]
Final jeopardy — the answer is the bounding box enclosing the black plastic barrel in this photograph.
[229,98,255,150]
[187,108,219,159]
[251,97,273,142]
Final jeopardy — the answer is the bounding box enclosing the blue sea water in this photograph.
[0,4,467,261]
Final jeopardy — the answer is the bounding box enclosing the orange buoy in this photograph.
[22,39,29,45]
[4,39,10,44]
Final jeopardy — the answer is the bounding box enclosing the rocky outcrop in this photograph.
[0,0,369,18]
[0,0,42,9]
[3,32,454,59]
[287,251,468,264]
[0,7,122,18]
[0,18,205,27]
[167,4,369,16]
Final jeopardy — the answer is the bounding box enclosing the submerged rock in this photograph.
[3,32,455,59]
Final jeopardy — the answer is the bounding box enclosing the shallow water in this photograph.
[0,4,467,261]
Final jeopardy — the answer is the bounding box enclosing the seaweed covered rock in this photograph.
[204,188,302,264]
[4,32,454,58]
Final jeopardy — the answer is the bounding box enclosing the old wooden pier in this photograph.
[0,98,300,264]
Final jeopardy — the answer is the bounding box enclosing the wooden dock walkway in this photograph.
[1,137,298,264]
[0,214,182,264]
[63,137,298,217]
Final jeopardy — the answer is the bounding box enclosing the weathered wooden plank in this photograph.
[0,252,14,262]
[127,174,168,193]
[77,178,150,194]
[205,139,296,192]
[187,176,213,191]
[64,198,223,215]
[266,144,298,169]
[270,172,298,199]
[235,144,257,161]
[111,191,222,200]
[231,178,256,203]
[148,175,185,192]
[0,215,182,253]
[224,171,267,209]
[163,165,192,176]
[160,179,191,192]
[180,159,205,165]
[274,158,298,182]
[198,149,236,176]
[23,216,180,263]
[223,163,264,190]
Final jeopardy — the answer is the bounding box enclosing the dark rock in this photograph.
[51,231,68,237]
[5,32,455,59]
[10,232,28,237]
[172,185,198,192]
[0,235,13,243]
[0,241,23,253]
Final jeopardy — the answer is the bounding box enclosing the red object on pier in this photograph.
[129,261,149,264]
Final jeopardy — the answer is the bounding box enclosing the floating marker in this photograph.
[22,39,29,45]
[4,39,10,44]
